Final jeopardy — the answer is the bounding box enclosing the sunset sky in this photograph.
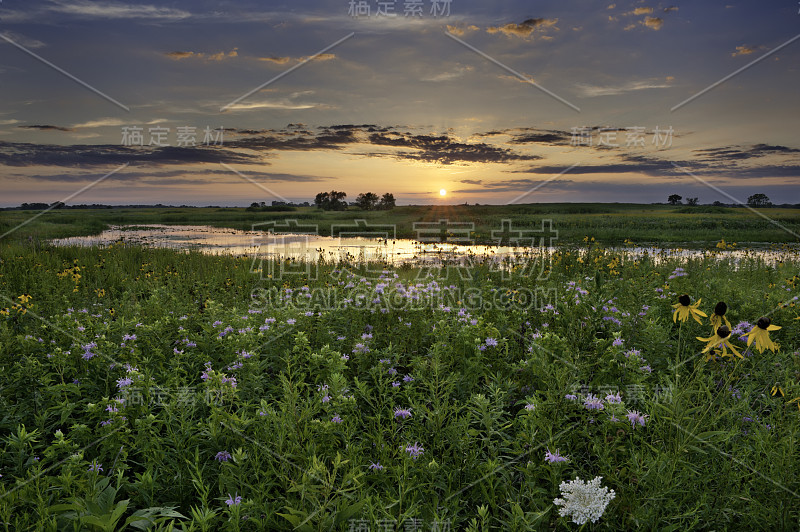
[0,0,798,206]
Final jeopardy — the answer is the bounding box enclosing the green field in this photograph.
[1,217,800,529]
[2,203,800,246]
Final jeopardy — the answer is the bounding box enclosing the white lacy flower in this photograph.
[553,476,615,525]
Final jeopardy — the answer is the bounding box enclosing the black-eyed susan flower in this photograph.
[697,325,742,359]
[672,294,707,324]
[746,316,781,354]
[709,301,731,332]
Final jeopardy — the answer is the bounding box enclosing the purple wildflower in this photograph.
[584,394,604,411]
[404,442,424,459]
[369,462,384,471]
[394,407,412,419]
[225,493,242,507]
[605,392,622,404]
[626,410,648,429]
[215,450,232,462]
[544,449,569,463]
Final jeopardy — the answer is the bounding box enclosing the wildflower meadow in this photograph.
[1,238,799,530]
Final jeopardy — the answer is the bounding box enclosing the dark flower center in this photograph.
[717,325,731,339]
[679,294,691,306]
[757,316,771,330]
[714,302,727,316]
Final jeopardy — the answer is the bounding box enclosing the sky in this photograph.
[0,0,798,206]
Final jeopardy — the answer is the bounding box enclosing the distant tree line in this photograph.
[355,192,396,211]
[667,193,775,208]
[313,191,396,211]
[247,200,310,212]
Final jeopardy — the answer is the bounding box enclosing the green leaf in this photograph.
[334,499,368,525]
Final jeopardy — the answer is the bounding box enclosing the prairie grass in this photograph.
[0,238,798,530]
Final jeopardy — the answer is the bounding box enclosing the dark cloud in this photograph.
[475,127,579,146]
[507,131,571,145]
[11,168,332,185]
[231,128,360,151]
[693,144,800,161]
[366,132,541,164]
[0,141,262,167]
[228,125,540,164]
[18,125,74,132]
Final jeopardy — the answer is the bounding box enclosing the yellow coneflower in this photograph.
[697,325,742,359]
[746,316,781,354]
[709,301,732,332]
[672,294,707,324]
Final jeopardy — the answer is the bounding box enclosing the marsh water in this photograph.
[51,224,800,265]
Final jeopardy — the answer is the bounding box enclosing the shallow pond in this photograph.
[51,224,800,266]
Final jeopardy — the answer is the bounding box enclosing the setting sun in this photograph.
[439,189,447,196]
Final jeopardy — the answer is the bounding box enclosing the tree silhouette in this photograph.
[378,193,396,210]
[328,190,347,210]
[668,194,682,205]
[314,192,330,209]
[747,193,771,207]
[355,192,379,210]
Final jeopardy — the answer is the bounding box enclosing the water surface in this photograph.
[51,224,800,265]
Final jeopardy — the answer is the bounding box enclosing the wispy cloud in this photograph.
[732,45,756,57]
[643,16,664,30]
[0,32,45,49]
[256,53,336,64]
[258,56,292,65]
[224,101,319,111]
[446,24,480,36]
[421,65,474,82]
[487,18,558,38]
[49,0,190,20]
[223,90,324,111]
[165,49,238,61]
[576,79,672,97]
[72,118,126,129]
